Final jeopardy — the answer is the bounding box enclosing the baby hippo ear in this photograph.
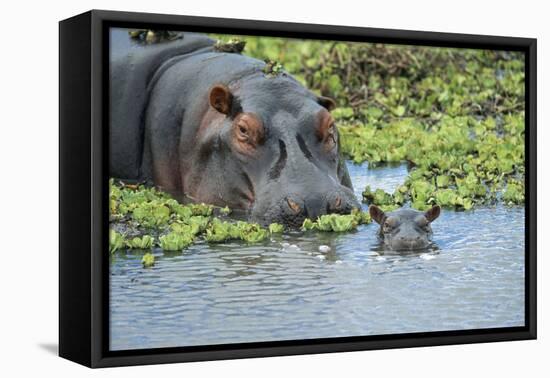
[369,205,386,225]
[209,84,233,115]
[425,205,441,222]
[317,95,336,111]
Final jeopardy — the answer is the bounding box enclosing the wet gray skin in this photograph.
[369,205,441,250]
[109,30,360,227]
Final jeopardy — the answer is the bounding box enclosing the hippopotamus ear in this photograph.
[369,205,386,225]
[209,84,233,115]
[317,96,337,111]
[425,205,441,222]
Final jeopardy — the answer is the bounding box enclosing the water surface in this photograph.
[110,161,525,350]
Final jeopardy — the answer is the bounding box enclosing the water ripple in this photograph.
[110,162,525,351]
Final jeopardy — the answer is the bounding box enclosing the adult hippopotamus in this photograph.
[369,205,441,250]
[110,29,360,227]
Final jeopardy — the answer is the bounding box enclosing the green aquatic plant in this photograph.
[301,218,317,231]
[113,180,333,255]
[219,36,524,210]
[343,105,524,210]
[189,203,214,217]
[361,186,400,212]
[268,223,285,234]
[171,203,193,220]
[236,222,269,243]
[502,179,525,205]
[126,235,154,250]
[351,208,372,225]
[109,229,126,254]
[171,216,211,236]
[362,186,394,206]
[132,201,171,227]
[204,219,236,243]
[326,214,358,232]
[141,253,155,268]
[301,210,371,232]
[204,219,269,243]
[159,232,194,251]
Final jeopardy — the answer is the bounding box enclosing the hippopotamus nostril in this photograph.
[286,197,302,214]
[327,196,343,214]
[334,196,342,209]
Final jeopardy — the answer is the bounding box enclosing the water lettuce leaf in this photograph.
[141,253,155,268]
[159,232,194,251]
[109,229,126,254]
[269,223,285,233]
[126,235,154,250]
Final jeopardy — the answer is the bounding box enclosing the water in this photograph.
[109,161,525,351]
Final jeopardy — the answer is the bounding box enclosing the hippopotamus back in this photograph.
[109,28,215,180]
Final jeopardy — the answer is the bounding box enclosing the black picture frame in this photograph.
[59,9,537,368]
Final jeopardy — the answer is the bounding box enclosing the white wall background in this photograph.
[0,0,546,376]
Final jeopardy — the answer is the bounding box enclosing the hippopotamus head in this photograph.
[369,205,441,250]
[188,72,360,227]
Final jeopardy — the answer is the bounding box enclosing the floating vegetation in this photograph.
[301,209,371,232]
[141,253,155,268]
[110,181,373,253]
[204,219,239,243]
[132,201,171,228]
[109,230,125,254]
[342,113,524,210]
[238,222,270,243]
[159,232,194,251]
[126,235,154,250]
[502,179,525,205]
[203,219,269,244]
[268,223,285,234]
[362,186,400,212]
[216,36,525,210]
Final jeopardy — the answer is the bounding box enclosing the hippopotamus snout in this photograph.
[253,187,360,228]
[389,228,431,250]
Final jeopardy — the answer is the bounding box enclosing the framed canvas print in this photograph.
[59,10,536,368]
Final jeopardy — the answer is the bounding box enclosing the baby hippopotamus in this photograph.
[369,205,441,250]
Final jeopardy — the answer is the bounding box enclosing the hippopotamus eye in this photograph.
[236,123,250,142]
[238,125,248,136]
[232,113,264,152]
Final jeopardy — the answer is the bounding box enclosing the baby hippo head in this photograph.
[369,205,441,251]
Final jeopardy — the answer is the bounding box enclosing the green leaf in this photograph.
[159,232,194,251]
[109,230,126,254]
[141,253,155,268]
[301,218,317,231]
[394,105,406,117]
[126,235,154,250]
[268,223,285,233]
